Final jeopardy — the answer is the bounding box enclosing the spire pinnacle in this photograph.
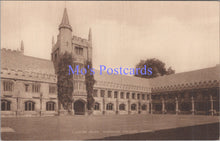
[52,36,55,46]
[88,28,92,42]
[20,40,24,54]
[59,8,72,31]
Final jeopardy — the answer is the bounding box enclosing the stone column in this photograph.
[72,100,75,115]
[103,90,107,115]
[127,92,131,114]
[128,99,131,114]
[16,97,21,116]
[150,95,153,114]
[97,89,100,97]
[175,97,179,115]
[147,102,150,114]
[210,95,214,116]
[162,98,165,114]
[84,102,88,116]
[147,94,150,113]
[149,101,153,114]
[138,102,141,114]
[116,91,119,114]
[191,96,195,115]
[102,98,105,115]
[40,93,43,116]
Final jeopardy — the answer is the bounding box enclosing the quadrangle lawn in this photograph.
[1,114,219,140]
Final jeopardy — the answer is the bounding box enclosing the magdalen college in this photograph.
[1,8,219,117]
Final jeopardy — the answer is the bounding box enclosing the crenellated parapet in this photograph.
[1,68,57,83]
[72,35,90,47]
[1,48,23,54]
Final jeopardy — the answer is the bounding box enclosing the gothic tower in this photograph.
[51,8,93,115]
[51,8,73,71]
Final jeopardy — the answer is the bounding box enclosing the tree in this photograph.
[166,67,175,75]
[135,58,175,79]
[85,60,96,111]
[57,52,74,112]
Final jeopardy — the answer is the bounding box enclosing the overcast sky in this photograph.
[1,1,219,73]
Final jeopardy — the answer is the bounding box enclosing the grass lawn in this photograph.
[1,114,219,140]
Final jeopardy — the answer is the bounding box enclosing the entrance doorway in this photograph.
[74,100,85,115]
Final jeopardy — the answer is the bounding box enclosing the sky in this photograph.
[1,1,219,73]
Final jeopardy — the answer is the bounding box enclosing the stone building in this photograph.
[1,47,57,117]
[1,8,219,117]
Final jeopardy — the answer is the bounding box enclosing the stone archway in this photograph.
[74,100,85,115]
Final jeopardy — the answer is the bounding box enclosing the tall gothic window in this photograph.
[119,104,125,111]
[100,90,105,97]
[94,102,100,110]
[93,89,98,97]
[1,100,11,111]
[32,84,40,93]
[49,85,56,94]
[108,91,112,98]
[126,92,130,99]
[114,91,118,98]
[106,103,113,110]
[132,93,135,99]
[74,82,78,90]
[120,92,124,99]
[75,47,83,56]
[142,94,145,100]
[147,94,150,100]
[142,104,147,110]
[3,81,13,92]
[131,104,137,111]
[46,102,55,111]
[25,84,29,92]
[25,101,35,111]
[137,94,140,99]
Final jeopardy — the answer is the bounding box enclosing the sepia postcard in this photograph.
[1,1,219,140]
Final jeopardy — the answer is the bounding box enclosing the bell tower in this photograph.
[51,8,93,115]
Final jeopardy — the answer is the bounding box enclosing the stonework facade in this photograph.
[1,8,219,117]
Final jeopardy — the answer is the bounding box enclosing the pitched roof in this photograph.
[149,65,220,92]
[1,48,55,75]
[1,48,219,91]
[94,69,151,89]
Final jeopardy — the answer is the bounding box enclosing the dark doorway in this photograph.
[166,103,175,114]
[180,102,191,114]
[195,102,209,115]
[155,104,162,111]
[74,100,85,115]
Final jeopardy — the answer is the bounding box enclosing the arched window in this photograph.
[94,102,100,110]
[142,104,147,110]
[25,101,35,111]
[46,102,55,111]
[106,103,113,110]
[119,104,125,111]
[1,100,11,111]
[131,104,137,111]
